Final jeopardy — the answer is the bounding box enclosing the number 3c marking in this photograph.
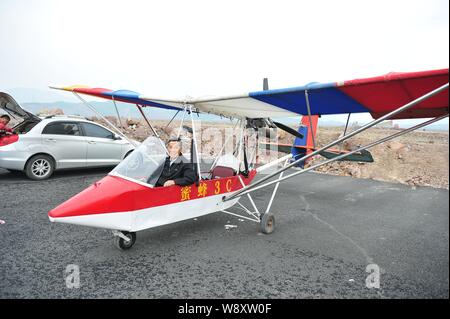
[226,179,232,192]
[214,181,220,194]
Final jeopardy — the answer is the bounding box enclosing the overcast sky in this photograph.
[0,0,448,125]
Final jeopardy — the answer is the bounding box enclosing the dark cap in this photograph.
[168,137,181,143]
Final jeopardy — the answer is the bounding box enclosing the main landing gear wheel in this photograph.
[113,231,137,250]
[260,213,275,234]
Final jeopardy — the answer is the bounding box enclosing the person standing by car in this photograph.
[0,114,13,136]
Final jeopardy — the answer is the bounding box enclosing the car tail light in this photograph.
[0,135,19,147]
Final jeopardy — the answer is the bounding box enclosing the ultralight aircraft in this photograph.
[46,68,448,250]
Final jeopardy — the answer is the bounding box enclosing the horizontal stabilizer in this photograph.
[318,149,374,163]
[259,142,374,163]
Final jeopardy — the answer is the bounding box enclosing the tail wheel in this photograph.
[260,213,275,234]
[113,231,136,250]
[25,154,55,180]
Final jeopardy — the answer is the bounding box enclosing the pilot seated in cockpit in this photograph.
[154,138,196,187]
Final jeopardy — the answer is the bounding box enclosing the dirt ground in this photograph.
[91,116,449,189]
[310,126,449,189]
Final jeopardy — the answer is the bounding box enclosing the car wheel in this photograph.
[25,155,55,180]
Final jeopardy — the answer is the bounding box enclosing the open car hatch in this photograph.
[0,92,41,124]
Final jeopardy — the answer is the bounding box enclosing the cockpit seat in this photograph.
[211,166,236,179]
[209,154,240,179]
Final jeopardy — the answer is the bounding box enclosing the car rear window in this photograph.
[14,121,39,134]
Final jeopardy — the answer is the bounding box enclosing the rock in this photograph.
[37,108,64,116]
[134,126,148,140]
[342,140,356,151]
[277,130,287,139]
[387,141,406,151]
[348,166,360,177]
[126,118,140,127]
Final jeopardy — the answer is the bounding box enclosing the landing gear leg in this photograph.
[112,230,136,250]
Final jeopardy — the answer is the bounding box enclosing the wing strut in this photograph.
[136,104,169,155]
[111,96,124,130]
[338,113,352,152]
[188,104,202,184]
[227,113,448,201]
[72,92,139,147]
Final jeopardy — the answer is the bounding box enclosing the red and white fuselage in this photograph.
[48,170,257,232]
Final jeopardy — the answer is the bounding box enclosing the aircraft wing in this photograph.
[51,68,448,120]
[49,85,183,111]
[142,68,449,119]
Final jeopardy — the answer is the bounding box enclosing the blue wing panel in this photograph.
[249,85,369,115]
[102,90,180,111]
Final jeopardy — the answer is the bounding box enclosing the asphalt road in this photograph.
[0,167,448,298]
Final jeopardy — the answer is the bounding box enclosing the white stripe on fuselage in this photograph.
[49,192,240,232]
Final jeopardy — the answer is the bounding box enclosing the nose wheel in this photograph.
[113,231,136,250]
[260,213,275,234]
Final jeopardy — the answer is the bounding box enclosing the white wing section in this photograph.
[194,97,297,118]
[139,94,297,119]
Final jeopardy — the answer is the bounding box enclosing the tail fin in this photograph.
[291,115,319,167]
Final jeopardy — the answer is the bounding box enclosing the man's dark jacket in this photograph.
[154,155,196,187]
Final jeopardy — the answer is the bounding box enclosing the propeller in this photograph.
[272,121,304,139]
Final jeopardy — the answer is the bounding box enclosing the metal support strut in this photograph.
[73,92,138,147]
[265,158,289,214]
[136,104,169,155]
[226,114,448,199]
[224,82,449,201]
[111,96,124,130]
[188,105,202,182]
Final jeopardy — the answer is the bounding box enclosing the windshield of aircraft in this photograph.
[110,136,167,186]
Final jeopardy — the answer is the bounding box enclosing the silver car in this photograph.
[0,92,136,180]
